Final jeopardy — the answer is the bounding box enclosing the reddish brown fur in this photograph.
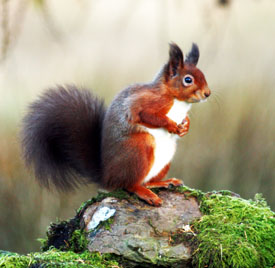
[129,90,174,129]
[119,45,210,206]
[163,63,210,102]
[147,163,171,183]
[129,89,184,135]
[143,164,182,189]
[102,132,155,189]
[128,68,209,138]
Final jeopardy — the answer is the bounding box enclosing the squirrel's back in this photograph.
[21,85,106,190]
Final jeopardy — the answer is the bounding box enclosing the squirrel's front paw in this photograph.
[166,122,179,134]
[177,116,190,137]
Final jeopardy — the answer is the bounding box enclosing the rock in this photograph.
[81,190,202,267]
[27,186,275,268]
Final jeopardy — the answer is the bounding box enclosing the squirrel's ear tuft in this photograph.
[165,43,184,78]
[185,43,200,66]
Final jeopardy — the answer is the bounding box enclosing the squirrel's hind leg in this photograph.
[143,163,183,189]
[127,163,182,206]
[144,178,183,189]
[103,132,163,206]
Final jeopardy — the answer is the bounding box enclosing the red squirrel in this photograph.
[21,43,210,206]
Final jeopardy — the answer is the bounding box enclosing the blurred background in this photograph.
[0,0,274,254]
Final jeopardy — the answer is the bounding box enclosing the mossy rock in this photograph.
[192,192,275,268]
[0,186,274,268]
[0,249,120,268]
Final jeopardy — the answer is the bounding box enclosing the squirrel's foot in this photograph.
[177,116,190,137]
[127,185,162,206]
[144,178,183,189]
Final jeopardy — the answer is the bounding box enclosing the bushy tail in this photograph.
[21,85,106,191]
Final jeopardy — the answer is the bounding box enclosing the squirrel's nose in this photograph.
[203,88,211,98]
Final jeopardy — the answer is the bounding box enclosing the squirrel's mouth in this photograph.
[186,88,211,103]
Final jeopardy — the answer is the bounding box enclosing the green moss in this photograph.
[173,185,205,202]
[0,249,121,268]
[41,219,79,251]
[170,231,195,247]
[191,192,275,268]
[0,253,29,268]
[39,224,89,253]
[168,185,275,267]
[98,216,115,231]
[66,229,89,252]
[0,251,17,258]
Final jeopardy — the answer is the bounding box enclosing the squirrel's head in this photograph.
[162,43,211,103]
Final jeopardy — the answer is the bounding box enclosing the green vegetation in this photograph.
[170,185,205,201]
[98,216,115,231]
[167,186,275,267]
[0,249,121,268]
[66,229,89,253]
[40,219,80,252]
[188,189,275,268]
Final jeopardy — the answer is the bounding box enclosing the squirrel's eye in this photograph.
[183,75,194,87]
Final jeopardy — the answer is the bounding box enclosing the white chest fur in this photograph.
[143,100,192,183]
[166,99,192,124]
